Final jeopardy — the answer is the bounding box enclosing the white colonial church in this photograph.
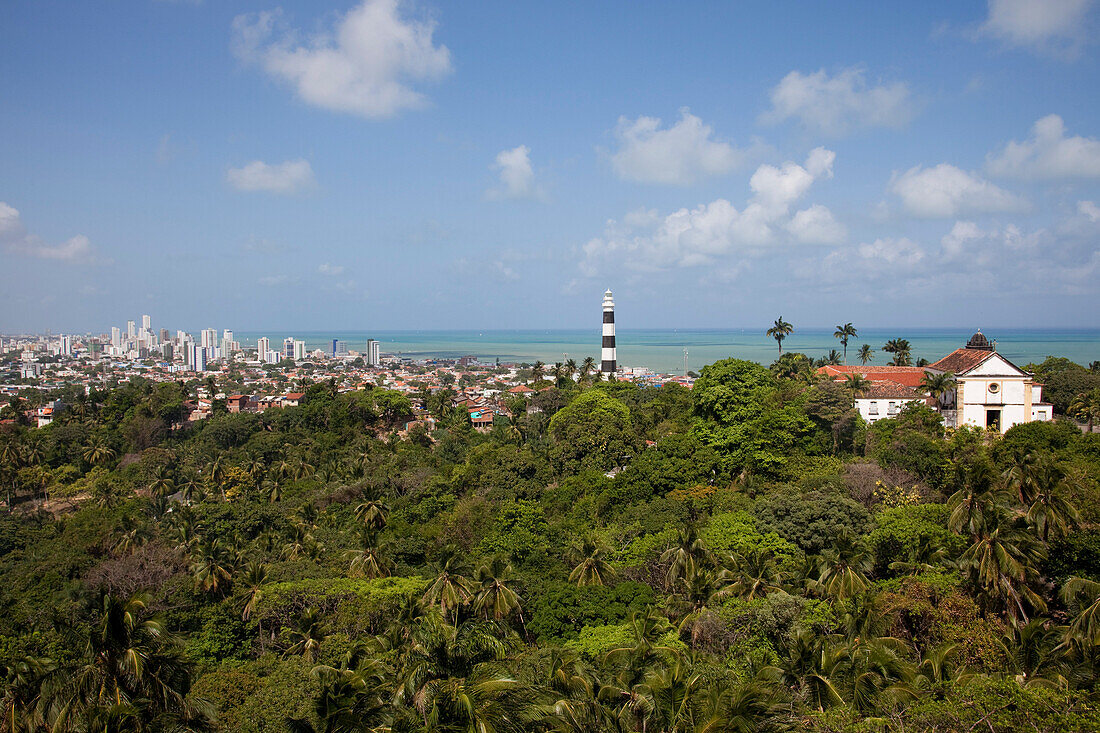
[924,331,1052,432]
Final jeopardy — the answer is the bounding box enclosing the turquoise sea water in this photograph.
[238,329,1100,375]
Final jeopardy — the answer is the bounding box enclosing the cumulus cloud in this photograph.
[889,163,1027,218]
[1080,200,1100,222]
[761,67,914,136]
[986,115,1100,179]
[980,0,1093,55]
[227,159,315,194]
[609,109,751,185]
[0,202,97,262]
[787,204,846,244]
[486,145,540,200]
[232,0,451,119]
[318,263,345,276]
[580,148,838,275]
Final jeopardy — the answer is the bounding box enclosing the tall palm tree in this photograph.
[422,547,473,623]
[567,535,617,587]
[564,358,578,382]
[530,361,545,384]
[354,499,389,530]
[660,526,710,589]
[237,561,268,621]
[834,323,857,363]
[81,438,115,468]
[857,344,874,365]
[844,373,870,402]
[147,465,175,499]
[2,655,52,733]
[1069,388,1100,431]
[919,371,956,408]
[44,593,209,731]
[473,557,524,626]
[344,529,392,579]
[580,357,596,383]
[883,338,912,366]
[816,533,872,600]
[717,548,787,601]
[286,608,327,662]
[1061,577,1100,647]
[959,512,1047,623]
[190,536,236,596]
[301,648,392,733]
[766,317,793,356]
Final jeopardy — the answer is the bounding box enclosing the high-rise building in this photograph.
[601,289,616,375]
[186,342,207,372]
[160,328,170,343]
[111,327,121,347]
[60,335,72,356]
[127,320,136,339]
[142,314,151,331]
[201,328,218,350]
[293,340,306,361]
[283,337,295,361]
[366,339,381,366]
[257,337,270,361]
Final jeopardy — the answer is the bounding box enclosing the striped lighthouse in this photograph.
[601,289,616,375]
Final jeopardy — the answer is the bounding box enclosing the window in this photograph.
[888,401,897,415]
[988,382,999,393]
[869,401,878,415]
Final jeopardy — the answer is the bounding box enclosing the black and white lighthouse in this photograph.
[601,289,616,375]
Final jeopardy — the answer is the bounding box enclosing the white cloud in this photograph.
[609,108,750,185]
[227,159,315,194]
[761,67,914,136]
[486,145,540,200]
[1080,200,1100,222]
[890,163,1027,218]
[259,274,298,286]
[581,149,838,274]
[0,202,97,262]
[232,0,451,119]
[986,115,1100,179]
[787,204,846,244]
[318,263,345,276]
[980,0,1093,55]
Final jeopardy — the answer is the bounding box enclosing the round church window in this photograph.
[988,382,1000,393]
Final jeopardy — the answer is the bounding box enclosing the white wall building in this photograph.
[926,332,1053,433]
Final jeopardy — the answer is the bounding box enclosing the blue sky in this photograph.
[2,0,1100,333]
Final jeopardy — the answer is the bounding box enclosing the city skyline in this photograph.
[2,1,1100,332]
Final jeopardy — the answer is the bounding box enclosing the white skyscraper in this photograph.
[111,327,121,347]
[366,339,381,367]
[257,337,270,362]
[601,289,616,375]
[127,320,136,339]
[293,339,306,360]
[201,328,218,353]
[142,314,151,331]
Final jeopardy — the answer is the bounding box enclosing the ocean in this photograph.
[237,328,1100,375]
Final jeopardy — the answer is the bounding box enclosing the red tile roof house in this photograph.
[226,395,251,413]
[282,393,305,407]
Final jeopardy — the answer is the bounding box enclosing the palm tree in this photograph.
[1061,577,1100,647]
[190,536,236,596]
[0,437,23,509]
[919,371,956,409]
[844,373,870,402]
[422,547,473,623]
[286,608,326,662]
[883,338,912,366]
[564,358,578,382]
[302,648,392,733]
[766,317,793,356]
[81,438,115,468]
[580,357,596,383]
[834,323,857,363]
[237,561,268,621]
[1069,388,1100,431]
[959,512,1047,623]
[567,535,617,587]
[857,344,874,365]
[354,499,389,530]
[531,361,545,384]
[816,533,872,600]
[717,548,787,601]
[2,655,52,733]
[473,557,524,626]
[660,525,710,589]
[44,593,209,731]
[148,465,175,499]
[1027,478,1080,543]
[344,529,392,579]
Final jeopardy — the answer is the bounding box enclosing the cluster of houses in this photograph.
[817,331,1053,433]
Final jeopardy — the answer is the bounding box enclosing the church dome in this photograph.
[966,331,993,351]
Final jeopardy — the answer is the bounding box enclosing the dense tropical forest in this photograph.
[3,354,1100,732]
